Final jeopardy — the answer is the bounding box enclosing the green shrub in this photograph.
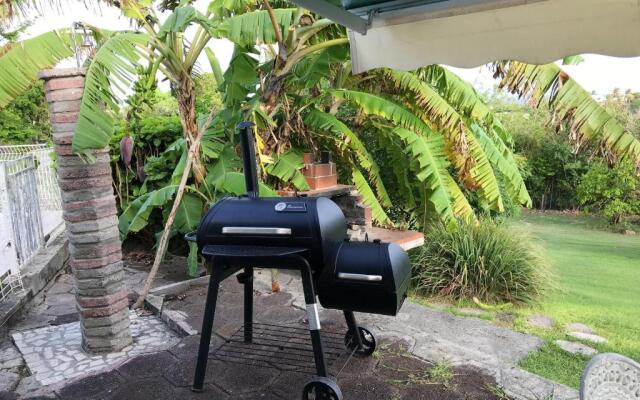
[411,220,548,304]
[577,161,639,225]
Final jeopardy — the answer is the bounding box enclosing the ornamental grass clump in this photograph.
[411,220,549,304]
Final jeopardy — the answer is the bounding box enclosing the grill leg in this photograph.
[243,266,253,343]
[300,265,328,377]
[192,259,223,392]
[343,311,364,350]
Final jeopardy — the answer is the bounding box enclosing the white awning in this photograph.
[296,0,640,74]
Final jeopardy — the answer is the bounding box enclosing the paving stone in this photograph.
[43,305,76,318]
[57,369,123,400]
[236,391,284,399]
[47,281,74,295]
[168,335,225,361]
[52,313,79,326]
[567,331,607,344]
[0,370,21,393]
[527,314,555,329]
[0,391,18,400]
[173,384,229,400]
[13,375,42,398]
[109,377,177,400]
[269,371,308,399]
[45,293,76,307]
[117,351,177,379]
[0,345,24,370]
[565,323,594,334]
[555,340,598,356]
[217,363,280,395]
[162,357,225,387]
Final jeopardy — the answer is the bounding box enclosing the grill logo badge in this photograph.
[274,202,287,212]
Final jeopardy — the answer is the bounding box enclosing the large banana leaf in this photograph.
[393,127,457,224]
[170,192,203,234]
[418,66,497,131]
[292,45,349,88]
[157,6,212,40]
[264,150,311,191]
[467,121,532,207]
[304,109,391,207]
[73,32,149,157]
[496,61,640,167]
[445,174,476,223]
[351,168,391,225]
[222,172,277,196]
[378,133,416,209]
[206,144,242,191]
[0,30,74,107]
[331,89,433,137]
[118,185,177,239]
[385,70,505,211]
[217,8,297,47]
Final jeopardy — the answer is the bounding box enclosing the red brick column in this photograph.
[39,68,132,353]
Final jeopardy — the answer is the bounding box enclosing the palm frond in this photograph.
[495,61,640,168]
[0,30,74,107]
[73,32,149,157]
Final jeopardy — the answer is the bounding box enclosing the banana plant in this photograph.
[494,61,640,169]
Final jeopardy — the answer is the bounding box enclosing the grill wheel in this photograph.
[302,377,343,400]
[344,326,377,358]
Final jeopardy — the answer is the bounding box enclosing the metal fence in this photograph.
[0,145,63,301]
[4,155,45,266]
[0,144,62,210]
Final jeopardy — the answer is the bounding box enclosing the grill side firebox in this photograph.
[189,122,411,400]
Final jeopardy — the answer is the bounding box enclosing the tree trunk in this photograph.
[177,75,205,183]
[133,83,218,308]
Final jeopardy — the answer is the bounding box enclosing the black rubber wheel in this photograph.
[302,377,343,400]
[344,326,376,357]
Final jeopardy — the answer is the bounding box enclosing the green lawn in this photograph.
[514,213,640,388]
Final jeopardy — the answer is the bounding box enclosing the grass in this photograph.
[428,361,454,386]
[513,212,640,388]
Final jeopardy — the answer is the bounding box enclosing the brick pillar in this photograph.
[39,68,132,353]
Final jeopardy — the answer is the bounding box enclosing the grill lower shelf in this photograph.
[210,323,350,373]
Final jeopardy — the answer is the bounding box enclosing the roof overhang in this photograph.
[291,0,640,73]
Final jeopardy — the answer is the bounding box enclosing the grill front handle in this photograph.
[222,227,292,235]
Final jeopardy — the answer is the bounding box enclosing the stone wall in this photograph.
[39,68,132,353]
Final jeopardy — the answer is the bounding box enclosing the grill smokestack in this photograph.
[237,121,259,198]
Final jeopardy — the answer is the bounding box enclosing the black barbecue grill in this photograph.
[188,122,411,399]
